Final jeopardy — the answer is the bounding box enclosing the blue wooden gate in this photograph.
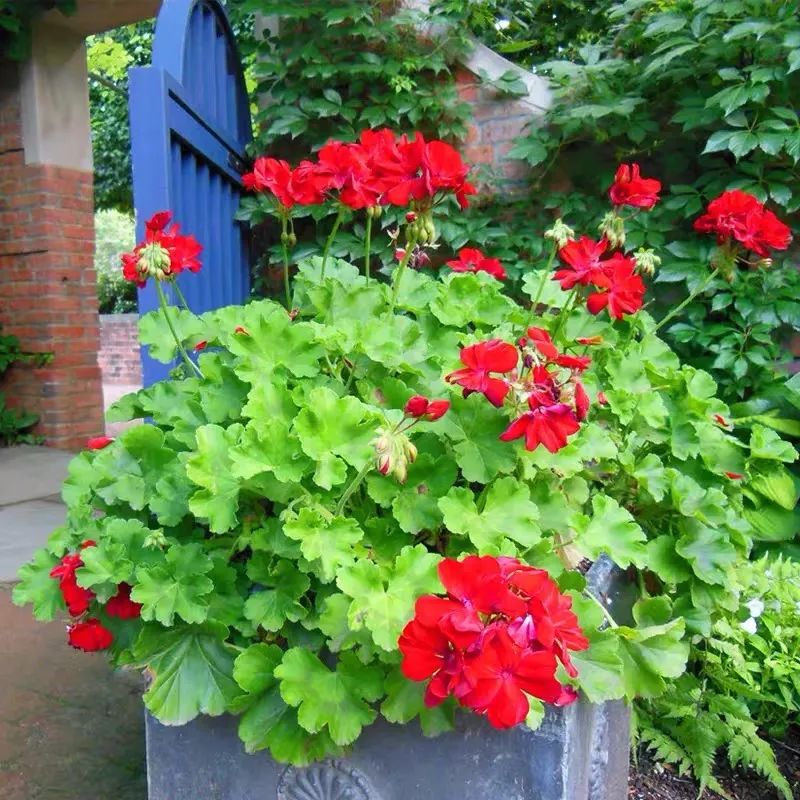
[129,0,252,386]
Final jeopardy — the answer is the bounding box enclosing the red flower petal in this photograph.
[67,618,113,652]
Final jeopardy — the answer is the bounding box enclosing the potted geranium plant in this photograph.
[14,131,795,800]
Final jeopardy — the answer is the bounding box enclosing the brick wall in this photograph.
[98,314,142,385]
[0,59,104,450]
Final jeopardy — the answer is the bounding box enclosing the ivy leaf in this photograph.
[571,495,646,568]
[293,386,379,475]
[133,621,241,724]
[233,644,340,763]
[283,508,364,582]
[131,543,214,626]
[749,425,798,463]
[336,545,441,650]
[616,619,689,698]
[185,424,243,533]
[439,477,541,552]
[275,648,383,745]
[570,632,625,703]
[244,559,310,631]
[12,549,62,621]
[675,520,737,584]
[221,300,323,381]
[231,421,311,485]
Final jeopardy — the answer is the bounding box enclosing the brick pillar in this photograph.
[0,53,104,450]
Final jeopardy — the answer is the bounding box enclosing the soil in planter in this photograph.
[629,725,800,800]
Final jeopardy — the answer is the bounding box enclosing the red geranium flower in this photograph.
[574,381,590,421]
[556,354,591,371]
[87,436,114,450]
[586,257,645,320]
[403,395,450,421]
[445,339,518,407]
[500,401,581,453]
[105,583,142,620]
[713,414,730,427]
[67,618,113,652]
[525,327,559,360]
[446,248,507,280]
[693,190,792,257]
[121,212,202,287]
[438,556,526,620]
[242,157,295,206]
[50,548,95,617]
[461,627,564,728]
[554,236,610,290]
[725,472,745,480]
[608,163,661,209]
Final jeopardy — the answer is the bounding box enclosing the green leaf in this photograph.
[572,495,646,568]
[430,273,514,328]
[12,549,62,620]
[439,476,541,552]
[336,545,441,650]
[275,648,383,745]
[233,642,283,695]
[293,386,379,478]
[571,632,625,703]
[633,454,669,501]
[244,559,310,631]
[131,543,214,626]
[748,465,799,510]
[76,540,133,590]
[617,619,689,698]
[133,622,241,724]
[185,424,243,533]
[283,508,364,582]
[441,394,518,484]
[749,425,798,463]
[675,520,737,585]
[646,536,692,584]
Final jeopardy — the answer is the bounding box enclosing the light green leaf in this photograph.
[133,622,241,724]
[439,476,541,552]
[572,495,646,567]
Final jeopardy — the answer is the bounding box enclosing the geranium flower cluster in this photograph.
[445,248,507,281]
[693,189,792,258]
[242,129,475,214]
[553,236,646,320]
[50,540,141,652]
[445,330,591,453]
[121,211,202,288]
[399,555,588,729]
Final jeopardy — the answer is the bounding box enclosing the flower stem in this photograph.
[364,213,373,284]
[654,266,721,333]
[156,280,203,379]
[335,461,373,516]
[585,589,619,629]
[320,207,345,282]
[388,233,418,314]
[171,281,192,313]
[551,287,578,340]
[531,242,557,313]
[280,215,291,309]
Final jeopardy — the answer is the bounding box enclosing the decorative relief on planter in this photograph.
[277,760,378,800]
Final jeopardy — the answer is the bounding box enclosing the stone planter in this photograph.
[145,558,635,800]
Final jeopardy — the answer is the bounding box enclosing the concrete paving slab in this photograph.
[0,585,146,800]
[0,445,74,506]
[0,499,66,581]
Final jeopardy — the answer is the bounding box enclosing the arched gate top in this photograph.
[151,0,251,146]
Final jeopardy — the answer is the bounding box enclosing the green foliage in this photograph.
[0,0,75,61]
[241,0,472,156]
[0,325,49,446]
[638,556,800,799]
[500,0,800,404]
[15,221,795,763]
[95,209,137,312]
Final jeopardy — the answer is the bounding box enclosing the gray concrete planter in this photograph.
[146,558,635,800]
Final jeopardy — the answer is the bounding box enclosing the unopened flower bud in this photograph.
[395,249,406,261]
[288,233,297,247]
[518,337,528,348]
[523,354,534,369]
[144,529,168,549]
[280,231,290,245]
[374,434,391,454]
[544,218,575,249]
[633,247,660,277]
[406,211,417,223]
[755,257,772,270]
[378,453,392,475]
[393,459,408,484]
[598,211,625,249]
[404,440,418,464]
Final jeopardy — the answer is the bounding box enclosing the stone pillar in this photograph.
[0,25,104,451]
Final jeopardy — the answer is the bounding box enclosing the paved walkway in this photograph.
[0,445,72,582]
[2,418,146,797]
